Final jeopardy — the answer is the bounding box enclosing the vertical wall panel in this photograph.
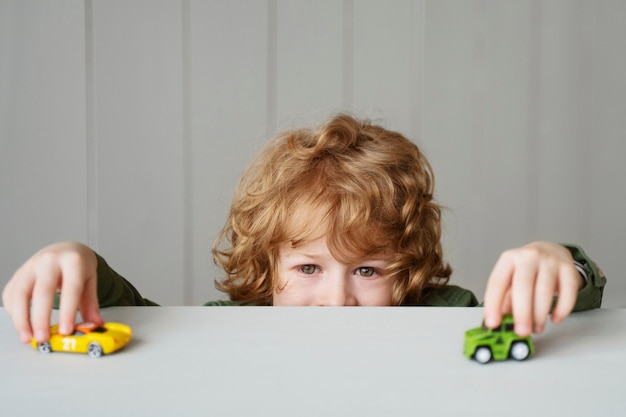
[588,0,626,307]
[481,2,535,251]
[430,0,538,298]
[534,0,588,242]
[276,0,344,127]
[2,1,624,308]
[0,1,88,293]
[189,0,269,305]
[352,0,414,135]
[422,1,483,295]
[93,1,185,305]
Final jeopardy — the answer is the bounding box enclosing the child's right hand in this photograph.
[2,242,103,344]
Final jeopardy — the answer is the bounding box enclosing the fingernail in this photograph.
[516,324,530,336]
[34,330,46,342]
[59,324,70,335]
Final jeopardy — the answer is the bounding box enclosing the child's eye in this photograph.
[298,264,319,275]
[354,267,377,278]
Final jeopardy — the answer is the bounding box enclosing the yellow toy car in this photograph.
[31,322,132,358]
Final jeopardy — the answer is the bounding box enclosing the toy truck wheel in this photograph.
[38,342,52,353]
[474,346,492,364]
[87,342,103,358]
[510,341,530,361]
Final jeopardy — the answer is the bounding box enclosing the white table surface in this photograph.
[1,306,624,416]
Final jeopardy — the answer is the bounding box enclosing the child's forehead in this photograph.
[282,202,395,260]
[283,203,330,241]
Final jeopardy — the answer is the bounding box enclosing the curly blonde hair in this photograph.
[212,114,451,305]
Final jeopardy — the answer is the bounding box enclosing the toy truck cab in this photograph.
[464,314,534,364]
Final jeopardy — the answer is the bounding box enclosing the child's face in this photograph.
[273,236,395,306]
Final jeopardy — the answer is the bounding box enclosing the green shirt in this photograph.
[89,244,605,310]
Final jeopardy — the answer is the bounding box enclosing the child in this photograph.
[3,114,606,344]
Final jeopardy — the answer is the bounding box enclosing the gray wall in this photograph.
[1,0,624,307]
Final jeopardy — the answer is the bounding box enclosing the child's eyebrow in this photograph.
[284,252,324,260]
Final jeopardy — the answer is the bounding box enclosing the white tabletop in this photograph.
[1,306,624,416]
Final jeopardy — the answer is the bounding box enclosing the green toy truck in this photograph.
[464,313,534,364]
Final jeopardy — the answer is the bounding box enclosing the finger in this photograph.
[3,275,35,344]
[551,265,579,324]
[483,253,514,328]
[11,296,34,344]
[511,262,537,337]
[57,249,96,333]
[55,248,101,331]
[56,266,85,335]
[30,269,59,343]
[500,288,513,314]
[532,264,557,334]
[78,273,103,326]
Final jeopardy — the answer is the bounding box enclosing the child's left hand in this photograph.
[482,241,584,336]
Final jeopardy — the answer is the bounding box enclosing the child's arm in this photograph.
[90,253,158,308]
[482,241,605,337]
[3,242,159,344]
[563,243,606,312]
[3,242,101,344]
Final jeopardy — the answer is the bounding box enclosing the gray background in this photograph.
[1,0,624,307]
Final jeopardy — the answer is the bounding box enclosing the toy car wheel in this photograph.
[510,341,530,361]
[87,342,103,358]
[38,342,52,354]
[474,346,492,364]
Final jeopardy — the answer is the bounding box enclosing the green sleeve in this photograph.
[94,253,159,307]
[203,300,240,306]
[418,244,606,310]
[419,285,480,307]
[563,243,606,311]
